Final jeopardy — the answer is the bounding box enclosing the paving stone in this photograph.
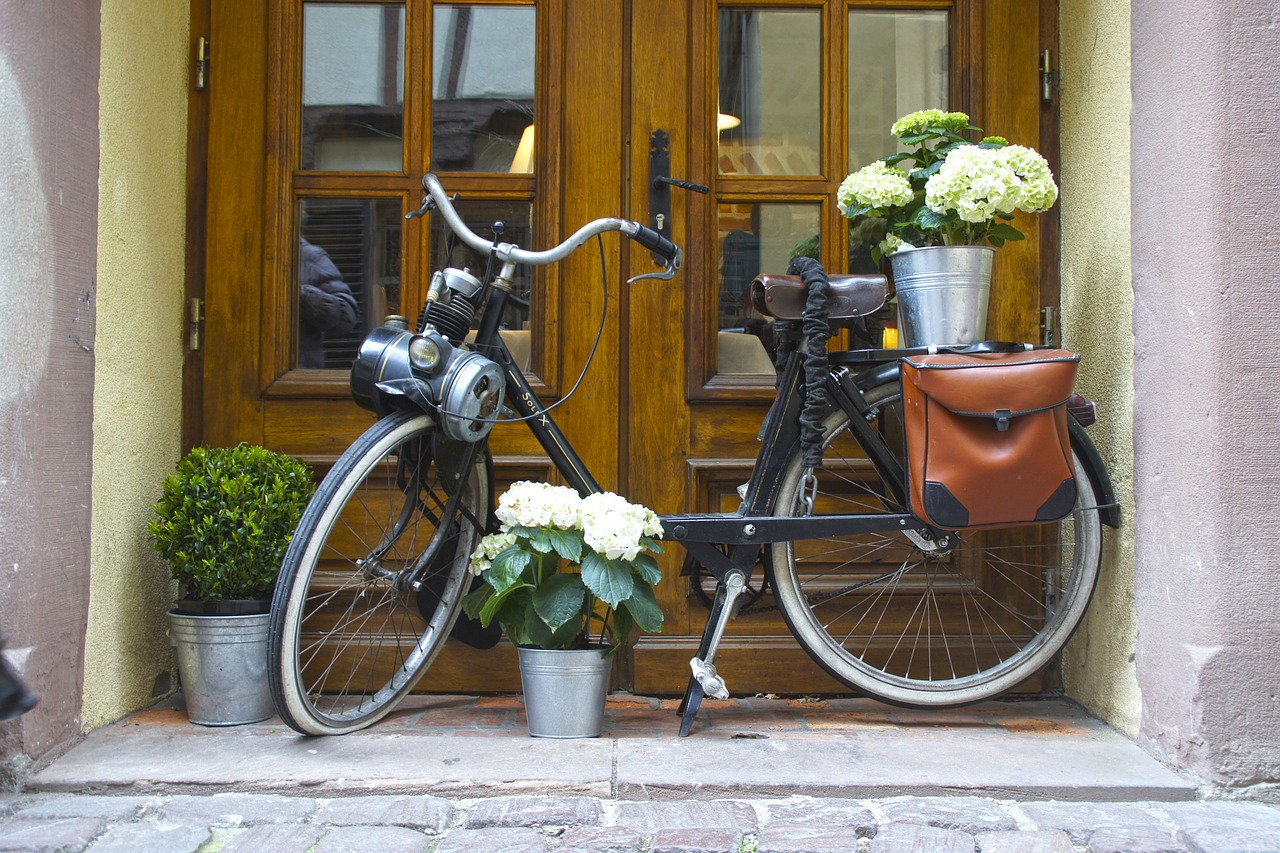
[0,817,106,853]
[765,799,876,836]
[157,792,316,826]
[976,829,1075,853]
[217,822,326,853]
[313,794,451,831]
[10,796,152,823]
[558,826,644,853]
[1086,825,1186,853]
[757,819,864,853]
[1162,800,1280,851]
[614,800,759,833]
[463,795,601,828]
[1019,801,1167,843]
[649,826,745,853]
[870,823,975,853]
[82,821,211,853]
[433,826,549,853]
[878,795,1018,834]
[312,825,431,853]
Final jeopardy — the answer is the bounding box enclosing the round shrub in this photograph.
[149,444,315,602]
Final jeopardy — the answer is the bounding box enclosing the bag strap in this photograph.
[942,399,1072,431]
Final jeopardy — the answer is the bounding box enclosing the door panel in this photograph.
[201,0,1056,696]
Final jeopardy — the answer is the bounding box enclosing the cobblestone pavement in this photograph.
[2,791,1279,852]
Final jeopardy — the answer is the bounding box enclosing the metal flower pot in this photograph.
[890,245,995,347]
[168,610,273,726]
[517,646,613,738]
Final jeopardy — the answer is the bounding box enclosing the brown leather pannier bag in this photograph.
[900,349,1081,530]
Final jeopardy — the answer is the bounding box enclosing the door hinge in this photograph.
[187,298,204,351]
[1041,305,1056,347]
[195,36,210,91]
[1040,48,1055,103]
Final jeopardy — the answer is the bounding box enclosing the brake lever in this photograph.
[627,247,683,283]
[405,192,460,221]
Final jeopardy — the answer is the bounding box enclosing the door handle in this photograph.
[647,130,708,266]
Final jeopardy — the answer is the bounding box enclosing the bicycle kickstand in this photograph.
[678,557,750,736]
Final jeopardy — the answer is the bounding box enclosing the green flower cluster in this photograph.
[891,109,971,137]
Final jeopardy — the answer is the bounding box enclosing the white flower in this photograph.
[494,481,581,529]
[469,531,518,576]
[837,162,913,215]
[999,145,1059,213]
[924,145,1022,224]
[879,233,913,256]
[579,491,662,562]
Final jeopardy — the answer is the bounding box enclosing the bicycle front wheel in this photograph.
[769,381,1104,707]
[269,409,489,735]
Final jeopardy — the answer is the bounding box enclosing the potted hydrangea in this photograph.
[836,109,1059,346]
[463,481,664,737]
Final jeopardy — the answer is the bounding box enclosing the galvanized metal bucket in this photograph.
[890,245,995,347]
[169,611,273,726]
[517,646,613,738]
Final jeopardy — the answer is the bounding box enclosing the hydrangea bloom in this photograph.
[891,109,970,136]
[837,162,914,214]
[580,491,663,561]
[879,233,914,256]
[924,145,1023,223]
[999,145,1059,213]
[494,481,581,529]
[469,531,518,576]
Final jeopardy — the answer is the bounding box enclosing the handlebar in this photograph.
[415,174,682,278]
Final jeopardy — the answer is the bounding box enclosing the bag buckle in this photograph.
[994,409,1012,431]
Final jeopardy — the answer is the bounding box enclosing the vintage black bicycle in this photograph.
[267,173,1119,737]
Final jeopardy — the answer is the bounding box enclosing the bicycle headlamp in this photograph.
[408,335,443,372]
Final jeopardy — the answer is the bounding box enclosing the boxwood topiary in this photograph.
[149,444,315,604]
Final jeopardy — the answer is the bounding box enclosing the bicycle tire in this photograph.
[769,380,1103,707]
[269,409,489,735]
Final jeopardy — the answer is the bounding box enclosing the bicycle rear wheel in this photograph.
[769,381,1103,707]
[269,409,489,734]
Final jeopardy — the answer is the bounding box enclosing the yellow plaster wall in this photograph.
[1058,0,1141,737]
[82,1,190,730]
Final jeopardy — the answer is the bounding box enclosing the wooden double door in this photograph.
[196,0,1058,695]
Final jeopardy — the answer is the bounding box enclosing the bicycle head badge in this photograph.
[349,326,504,442]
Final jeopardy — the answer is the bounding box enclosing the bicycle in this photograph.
[268,173,1119,737]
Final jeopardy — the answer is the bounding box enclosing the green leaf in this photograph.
[631,553,662,586]
[914,207,949,230]
[610,605,635,646]
[987,222,1026,242]
[488,547,531,592]
[580,552,634,608]
[532,572,588,631]
[882,152,913,167]
[640,536,664,555]
[621,581,664,634]
[479,581,531,626]
[461,584,493,621]
[548,527,584,563]
[897,131,933,145]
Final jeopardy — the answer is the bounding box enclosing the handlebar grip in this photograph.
[630,224,680,264]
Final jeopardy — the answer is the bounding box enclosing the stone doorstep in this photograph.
[27,701,1195,803]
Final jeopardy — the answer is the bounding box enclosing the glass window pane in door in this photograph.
[432,6,536,173]
[716,203,820,375]
[847,11,948,170]
[718,9,821,176]
[296,198,402,370]
[302,4,406,171]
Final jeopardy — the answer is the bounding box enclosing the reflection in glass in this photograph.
[848,11,948,171]
[718,9,821,176]
[432,6,536,172]
[302,4,406,171]
[296,198,402,370]
[717,203,820,375]
[428,199,534,367]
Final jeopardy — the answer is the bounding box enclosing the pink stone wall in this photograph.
[1131,0,1280,788]
[0,2,100,781]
